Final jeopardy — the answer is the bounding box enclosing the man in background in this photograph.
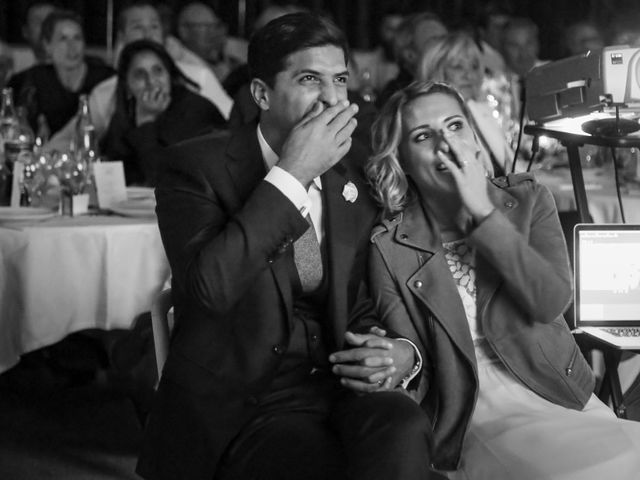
[176,1,247,87]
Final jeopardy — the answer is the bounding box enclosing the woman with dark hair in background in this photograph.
[101,39,227,185]
[8,9,114,136]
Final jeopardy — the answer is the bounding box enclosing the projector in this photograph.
[526,46,640,125]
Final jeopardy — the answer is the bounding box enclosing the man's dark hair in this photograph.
[248,12,348,88]
[40,9,83,43]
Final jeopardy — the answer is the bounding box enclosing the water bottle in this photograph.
[0,89,27,205]
[74,94,99,207]
[0,87,18,157]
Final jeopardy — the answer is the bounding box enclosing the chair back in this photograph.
[150,288,173,379]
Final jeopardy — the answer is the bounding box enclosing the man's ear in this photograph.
[250,78,270,111]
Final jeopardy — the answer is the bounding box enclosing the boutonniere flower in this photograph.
[342,181,358,203]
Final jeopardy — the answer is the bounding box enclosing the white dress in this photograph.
[442,239,640,480]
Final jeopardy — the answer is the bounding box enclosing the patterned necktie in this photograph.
[293,215,323,292]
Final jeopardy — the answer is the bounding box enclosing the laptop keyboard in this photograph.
[603,327,640,337]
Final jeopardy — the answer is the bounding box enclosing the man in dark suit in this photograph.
[137,13,439,480]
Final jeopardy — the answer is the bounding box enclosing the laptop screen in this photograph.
[574,224,640,326]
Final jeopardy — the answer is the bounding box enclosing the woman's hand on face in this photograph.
[437,133,495,222]
[135,87,171,126]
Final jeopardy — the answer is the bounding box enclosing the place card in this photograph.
[93,161,127,209]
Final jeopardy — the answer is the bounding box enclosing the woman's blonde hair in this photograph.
[417,32,485,101]
[366,81,474,215]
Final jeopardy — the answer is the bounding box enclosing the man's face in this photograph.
[44,19,84,70]
[502,26,539,77]
[23,3,56,48]
[262,45,349,138]
[120,6,163,45]
[177,3,226,59]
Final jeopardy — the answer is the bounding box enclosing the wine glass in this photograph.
[55,151,86,196]
[20,151,49,207]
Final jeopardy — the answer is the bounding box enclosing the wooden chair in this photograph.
[150,288,173,380]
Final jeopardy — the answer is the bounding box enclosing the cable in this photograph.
[511,91,527,173]
[526,135,540,172]
[609,147,626,224]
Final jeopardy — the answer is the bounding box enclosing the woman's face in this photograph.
[44,19,84,70]
[126,50,171,102]
[399,92,478,197]
[443,54,483,100]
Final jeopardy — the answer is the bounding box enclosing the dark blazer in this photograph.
[369,173,595,471]
[137,123,379,480]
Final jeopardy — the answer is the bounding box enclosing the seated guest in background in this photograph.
[176,1,248,88]
[101,40,226,186]
[477,1,511,76]
[45,0,232,153]
[137,12,438,480]
[351,7,403,96]
[499,16,544,109]
[608,10,640,46]
[367,80,640,480]
[377,11,447,108]
[563,19,604,57]
[8,1,58,76]
[418,32,513,175]
[8,9,114,136]
[0,41,14,89]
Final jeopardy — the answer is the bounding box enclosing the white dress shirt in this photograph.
[258,125,324,244]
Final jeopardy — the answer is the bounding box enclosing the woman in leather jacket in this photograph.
[366,81,640,479]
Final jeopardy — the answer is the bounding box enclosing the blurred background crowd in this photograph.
[1,0,640,193]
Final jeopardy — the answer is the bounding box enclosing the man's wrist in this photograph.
[265,166,311,217]
[395,338,422,389]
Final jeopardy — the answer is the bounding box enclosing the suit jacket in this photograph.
[136,123,379,480]
[369,173,595,471]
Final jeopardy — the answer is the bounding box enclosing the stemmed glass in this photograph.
[20,151,48,207]
[54,151,87,197]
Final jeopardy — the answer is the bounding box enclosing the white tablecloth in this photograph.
[0,214,171,374]
[534,164,640,223]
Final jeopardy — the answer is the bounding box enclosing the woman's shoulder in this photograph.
[370,213,402,244]
[491,172,540,191]
[490,171,553,206]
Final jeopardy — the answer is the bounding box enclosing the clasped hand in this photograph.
[329,327,414,393]
[278,99,359,187]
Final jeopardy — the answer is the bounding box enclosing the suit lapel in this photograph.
[225,123,267,204]
[395,202,476,362]
[322,161,365,347]
[225,124,294,325]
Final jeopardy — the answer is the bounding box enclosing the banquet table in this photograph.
[0,213,171,374]
[533,163,640,224]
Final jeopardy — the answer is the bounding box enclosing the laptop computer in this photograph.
[574,223,640,349]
